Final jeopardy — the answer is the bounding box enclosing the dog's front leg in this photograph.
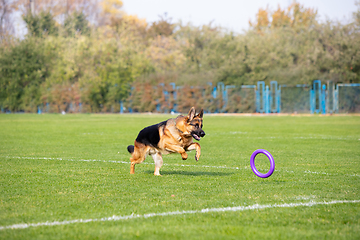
[164,143,188,160]
[186,143,201,161]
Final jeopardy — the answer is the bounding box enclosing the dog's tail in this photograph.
[127,145,134,154]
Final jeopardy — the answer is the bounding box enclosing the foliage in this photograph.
[63,11,90,37]
[147,13,175,38]
[0,38,54,111]
[249,1,318,31]
[0,1,359,113]
[0,0,20,40]
[23,11,58,37]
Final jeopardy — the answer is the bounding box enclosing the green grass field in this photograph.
[1,113,360,239]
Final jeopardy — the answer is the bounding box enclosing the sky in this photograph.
[122,0,358,33]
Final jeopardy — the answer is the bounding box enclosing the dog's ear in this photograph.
[187,107,196,122]
[197,109,204,118]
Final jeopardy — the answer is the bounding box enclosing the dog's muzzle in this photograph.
[192,130,205,141]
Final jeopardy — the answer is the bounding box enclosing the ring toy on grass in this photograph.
[250,149,275,178]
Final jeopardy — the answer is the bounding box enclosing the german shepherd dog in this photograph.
[127,107,205,175]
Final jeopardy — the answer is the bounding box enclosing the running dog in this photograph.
[127,107,205,175]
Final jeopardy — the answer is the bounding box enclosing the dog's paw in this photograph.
[195,151,200,161]
[181,152,188,160]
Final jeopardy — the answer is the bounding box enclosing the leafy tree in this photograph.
[0,38,53,111]
[18,0,101,24]
[249,7,269,32]
[23,11,58,37]
[63,11,90,37]
[354,1,360,27]
[98,0,123,26]
[249,1,318,31]
[147,13,175,38]
[0,0,20,40]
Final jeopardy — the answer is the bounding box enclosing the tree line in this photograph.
[0,0,359,113]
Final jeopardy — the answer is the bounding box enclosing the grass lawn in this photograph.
[0,113,359,239]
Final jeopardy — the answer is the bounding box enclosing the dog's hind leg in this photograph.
[130,154,146,174]
[152,152,163,176]
[130,143,148,174]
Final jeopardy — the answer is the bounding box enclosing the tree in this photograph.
[271,5,291,28]
[354,1,360,27]
[109,13,148,41]
[249,1,318,31]
[0,0,20,40]
[63,11,90,36]
[18,0,107,27]
[249,7,269,32]
[98,0,123,26]
[23,11,58,37]
[0,38,53,111]
[147,13,175,38]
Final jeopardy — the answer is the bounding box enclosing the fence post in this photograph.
[255,88,259,113]
[257,81,265,113]
[321,84,326,114]
[270,81,279,113]
[278,85,281,113]
[169,82,176,113]
[217,82,225,113]
[310,89,314,114]
[120,101,124,114]
[313,80,321,113]
[333,84,338,113]
[265,85,270,114]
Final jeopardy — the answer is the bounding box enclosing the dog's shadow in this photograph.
[145,170,234,176]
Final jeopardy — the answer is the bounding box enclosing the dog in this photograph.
[127,107,205,175]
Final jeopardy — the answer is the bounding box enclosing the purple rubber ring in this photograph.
[250,149,275,178]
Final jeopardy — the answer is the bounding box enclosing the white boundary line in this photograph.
[3,156,360,177]
[1,200,359,230]
[4,156,242,170]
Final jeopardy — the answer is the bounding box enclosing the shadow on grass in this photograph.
[145,170,234,176]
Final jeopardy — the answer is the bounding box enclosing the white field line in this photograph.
[5,156,242,170]
[4,156,360,177]
[1,200,359,230]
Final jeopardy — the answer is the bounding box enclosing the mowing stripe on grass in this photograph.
[1,200,359,230]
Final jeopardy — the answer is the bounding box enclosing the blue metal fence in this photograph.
[334,83,360,113]
[123,80,360,114]
[255,80,360,114]
[27,80,359,114]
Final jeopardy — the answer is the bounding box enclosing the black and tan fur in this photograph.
[127,107,205,175]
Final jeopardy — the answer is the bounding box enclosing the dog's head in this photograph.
[184,107,205,141]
